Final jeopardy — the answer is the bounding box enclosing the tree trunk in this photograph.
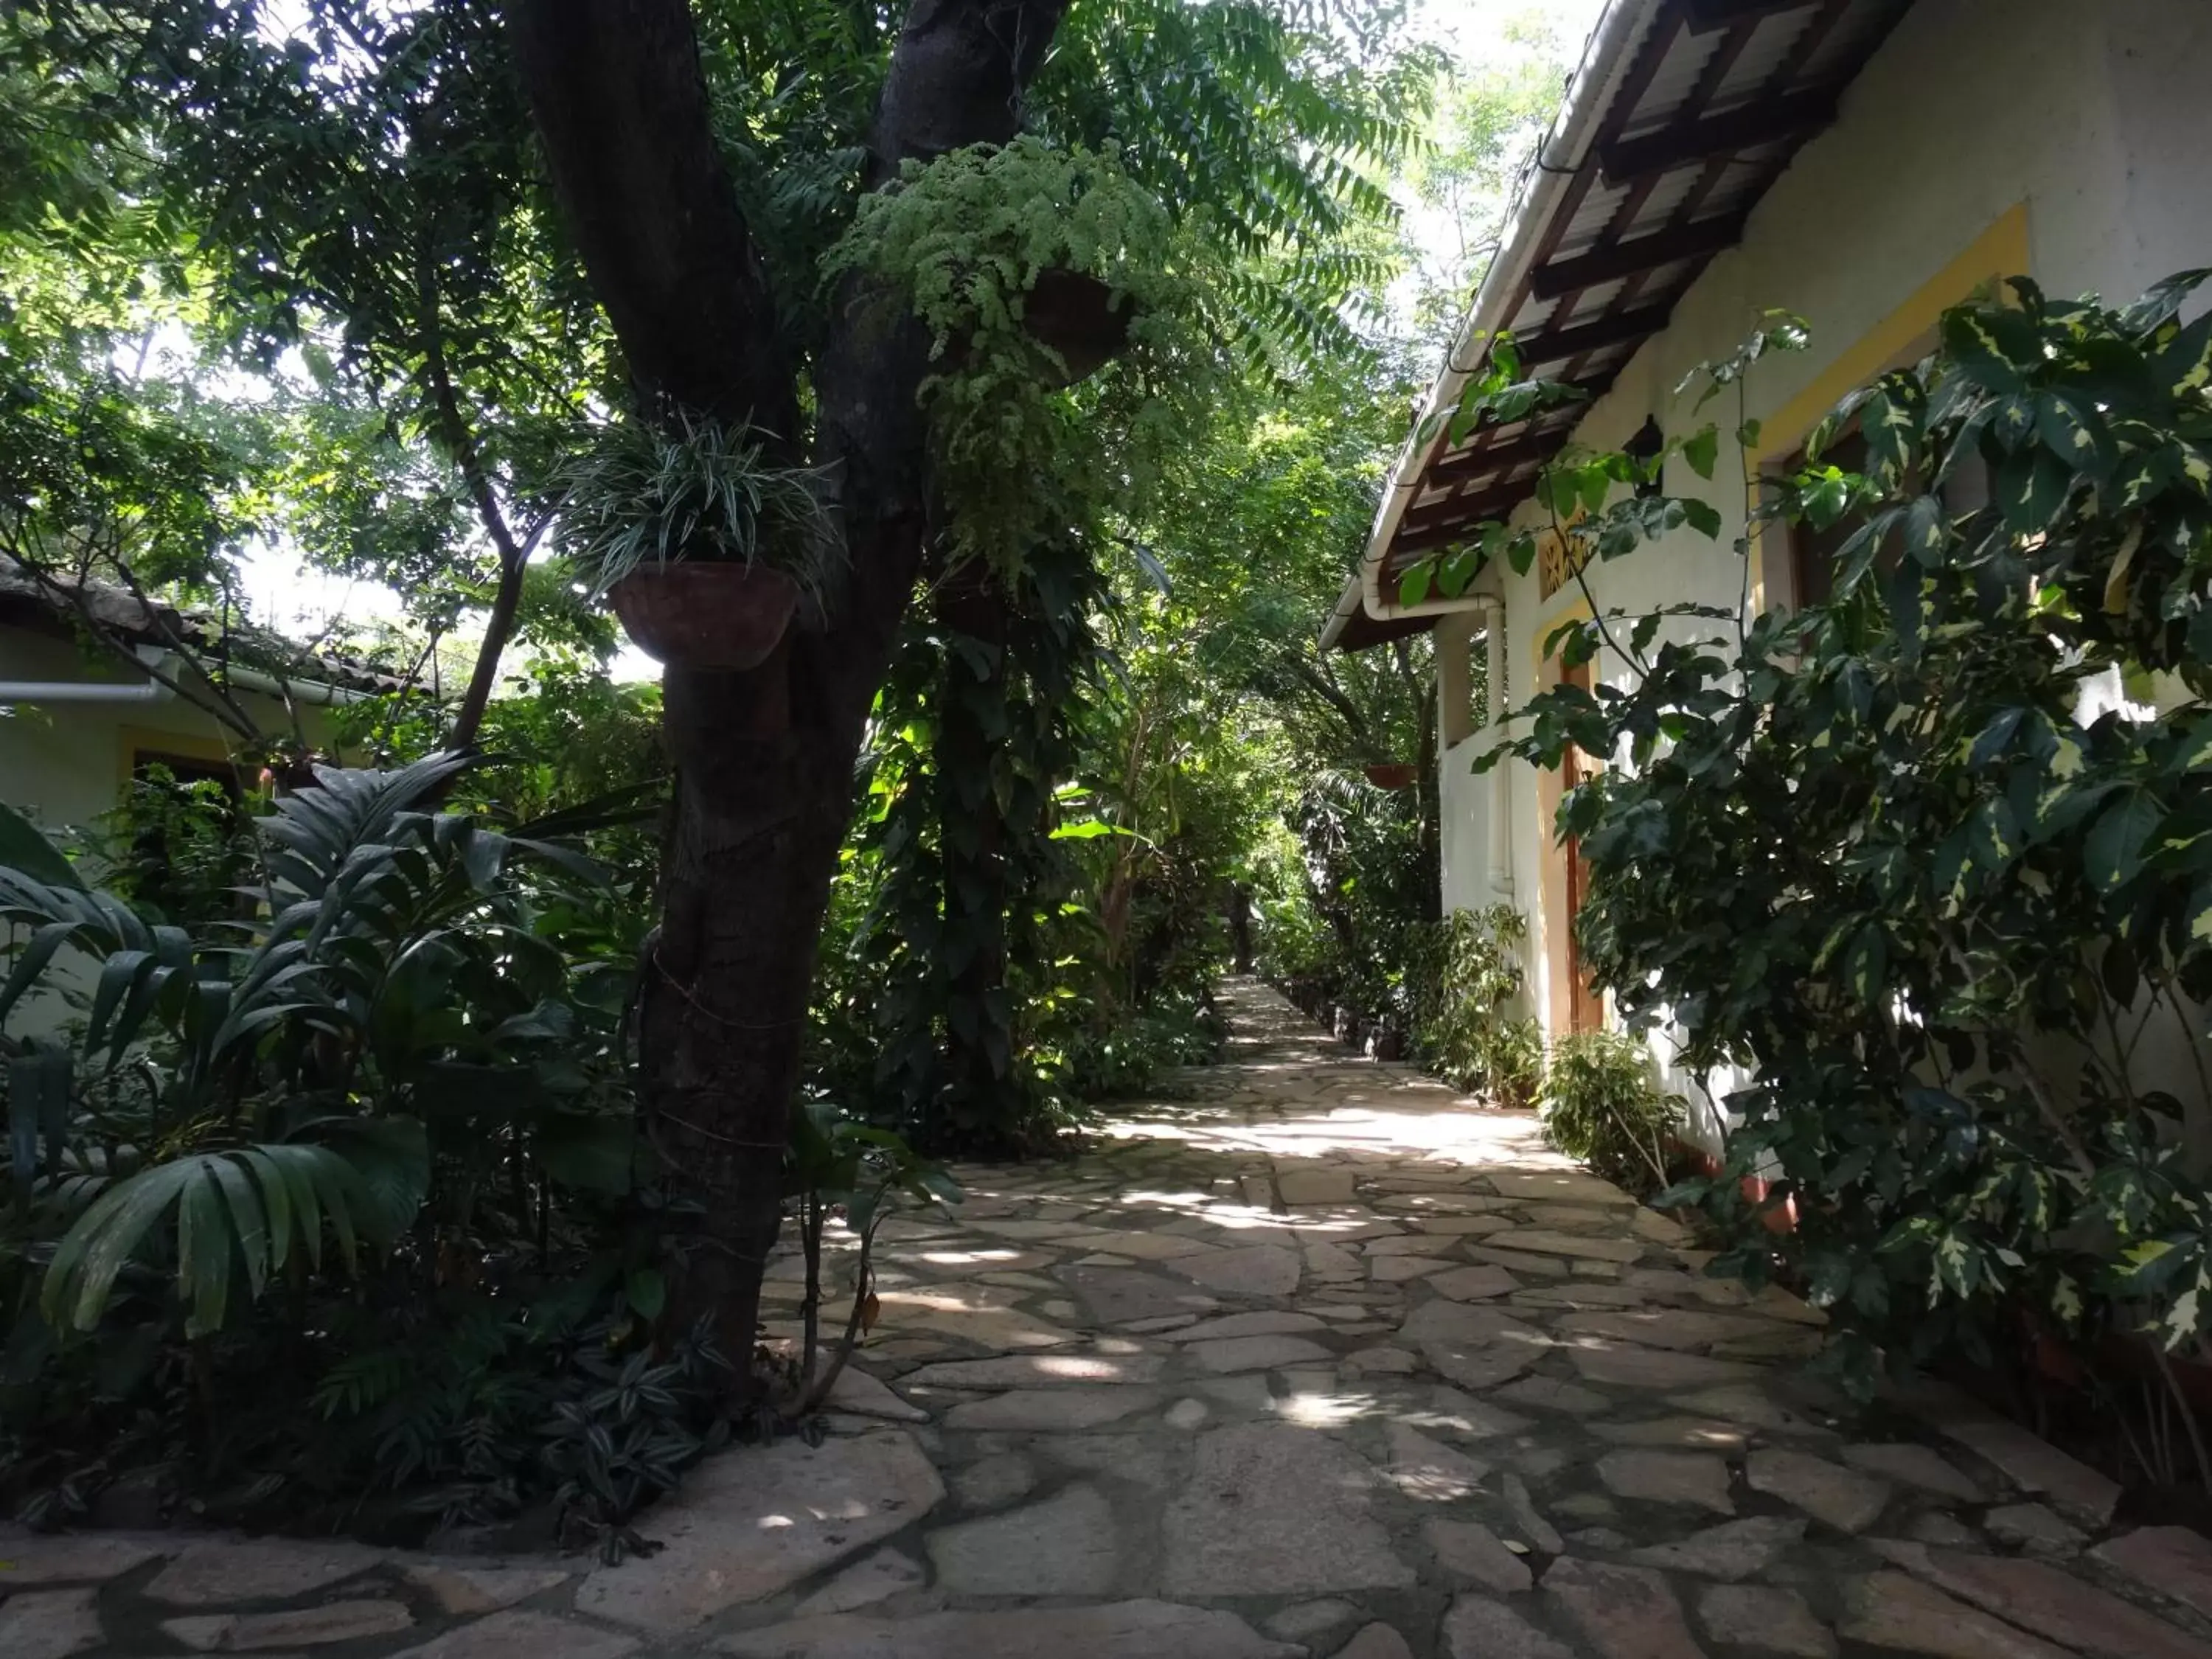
[1228,883,1253,973]
[508,0,1069,1394]
[416,232,539,752]
[448,549,528,750]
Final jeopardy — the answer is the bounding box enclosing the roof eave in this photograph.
[1321,0,1666,653]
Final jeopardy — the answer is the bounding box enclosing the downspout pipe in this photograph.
[1321,0,1657,649]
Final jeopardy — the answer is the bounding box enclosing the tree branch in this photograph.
[415,236,538,750]
[506,0,795,437]
[1277,651,1381,762]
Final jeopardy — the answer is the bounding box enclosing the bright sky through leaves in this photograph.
[236,0,1611,686]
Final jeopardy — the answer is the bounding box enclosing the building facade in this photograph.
[1321,0,2212,1147]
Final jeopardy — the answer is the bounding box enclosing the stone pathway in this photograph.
[11,977,2212,1657]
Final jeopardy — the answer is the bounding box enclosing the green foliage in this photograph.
[782,1100,958,1417]
[1040,0,1425,253]
[818,546,1104,1152]
[1036,0,1439,367]
[1488,271,2212,1394]
[1054,590,1262,1060]
[1411,906,1543,1107]
[297,1295,730,1561]
[813,102,1422,1144]
[1099,361,1443,1054]
[1399,21,1570,348]
[1394,321,1771,617]
[1540,1031,1682,1197]
[1,752,595,1127]
[792,0,1460,1141]
[44,1136,422,1340]
[0,753,669,1534]
[1057,995,1225,1100]
[534,1315,731,1559]
[0,804,82,893]
[0,0,630,745]
[77,765,261,928]
[467,657,666,817]
[830,136,1222,572]
[1276,769,1435,1027]
[4,0,1465,1539]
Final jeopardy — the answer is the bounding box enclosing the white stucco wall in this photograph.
[1432,0,2212,1147]
[1435,611,1500,919]
[1438,733,1491,894]
[0,626,324,838]
[2,625,356,1041]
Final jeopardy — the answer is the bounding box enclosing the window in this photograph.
[1778,425,1990,609]
[119,750,251,919]
[1785,427,1872,609]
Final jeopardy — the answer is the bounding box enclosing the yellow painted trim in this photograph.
[1528,590,1603,1040]
[1747,202,2031,605]
[1531,591,1594,680]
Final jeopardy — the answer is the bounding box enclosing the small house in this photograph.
[1319,0,2212,1144]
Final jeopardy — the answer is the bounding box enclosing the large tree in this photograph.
[501,0,1088,1371]
[6,0,1428,1393]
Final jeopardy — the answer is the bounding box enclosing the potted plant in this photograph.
[556,407,837,670]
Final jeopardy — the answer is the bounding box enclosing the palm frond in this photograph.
[40,1133,424,1338]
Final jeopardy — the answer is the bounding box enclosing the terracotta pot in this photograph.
[1363,762,1419,790]
[608,562,800,670]
[1739,1173,1800,1235]
[1685,1145,1801,1235]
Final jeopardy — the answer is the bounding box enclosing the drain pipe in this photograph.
[0,647,176,706]
[1323,0,1656,647]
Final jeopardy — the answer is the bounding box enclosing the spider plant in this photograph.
[554,406,838,599]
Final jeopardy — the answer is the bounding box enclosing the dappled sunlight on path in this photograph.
[710,980,2201,1657]
[45,980,2212,1658]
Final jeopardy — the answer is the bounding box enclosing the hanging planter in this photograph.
[554,406,837,673]
[608,562,800,671]
[1363,762,1419,790]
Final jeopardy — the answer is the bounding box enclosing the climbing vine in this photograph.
[828,136,1222,571]
[832,541,1104,1153]
[813,138,1232,1149]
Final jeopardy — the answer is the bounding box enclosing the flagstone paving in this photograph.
[10,977,2212,1657]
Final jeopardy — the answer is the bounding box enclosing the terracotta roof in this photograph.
[0,566,413,695]
[1326,0,1913,650]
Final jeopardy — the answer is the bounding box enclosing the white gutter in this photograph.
[222,664,376,707]
[0,649,374,709]
[1320,0,1659,650]
[0,647,177,706]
